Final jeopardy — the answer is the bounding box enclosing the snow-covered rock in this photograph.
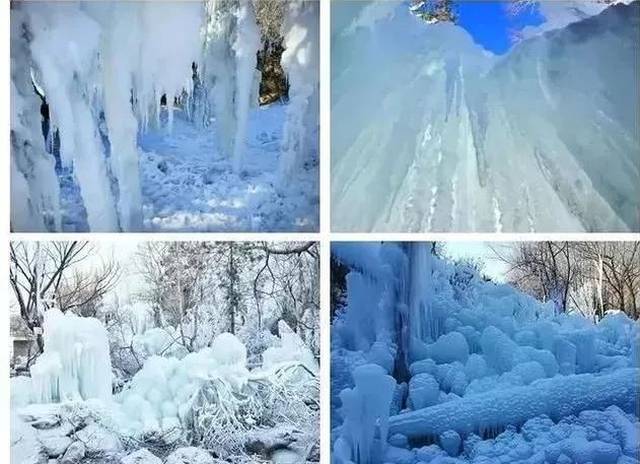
[439,430,461,457]
[408,373,440,410]
[59,441,85,464]
[75,423,122,455]
[120,448,161,464]
[38,432,71,458]
[244,425,300,456]
[165,447,215,464]
[18,404,62,429]
[11,413,48,464]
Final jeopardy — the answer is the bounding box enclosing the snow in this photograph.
[262,320,318,374]
[165,447,215,464]
[139,106,317,232]
[331,1,639,232]
[331,242,640,463]
[11,0,319,232]
[120,449,162,464]
[30,308,112,403]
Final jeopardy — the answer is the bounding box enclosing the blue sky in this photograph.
[454,1,545,54]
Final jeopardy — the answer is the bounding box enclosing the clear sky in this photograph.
[454,1,545,54]
[444,241,509,282]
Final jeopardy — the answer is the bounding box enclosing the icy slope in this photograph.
[331,243,640,464]
[331,2,639,232]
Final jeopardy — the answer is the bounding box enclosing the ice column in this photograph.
[278,0,320,184]
[231,0,261,172]
[30,308,112,403]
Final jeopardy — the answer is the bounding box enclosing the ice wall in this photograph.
[30,308,112,403]
[331,1,640,232]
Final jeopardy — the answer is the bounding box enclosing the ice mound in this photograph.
[262,320,318,375]
[117,332,251,435]
[30,308,112,403]
[331,242,640,463]
[331,1,639,232]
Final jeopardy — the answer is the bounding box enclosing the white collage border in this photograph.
[1,2,639,464]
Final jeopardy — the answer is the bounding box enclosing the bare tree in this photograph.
[9,241,121,356]
[134,241,319,357]
[575,242,640,320]
[493,242,576,313]
[493,242,640,320]
[56,260,121,317]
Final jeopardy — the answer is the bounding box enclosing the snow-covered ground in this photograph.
[331,243,640,464]
[60,104,318,232]
[331,1,639,232]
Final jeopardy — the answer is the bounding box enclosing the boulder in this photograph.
[120,448,162,464]
[59,441,86,464]
[75,423,122,455]
[39,433,72,458]
[165,447,215,464]
[244,426,300,456]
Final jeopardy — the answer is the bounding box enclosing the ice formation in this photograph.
[11,1,202,231]
[279,0,320,184]
[11,0,319,232]
[331,1,640,232]
[30,308,112,403]
[331,242,640,463]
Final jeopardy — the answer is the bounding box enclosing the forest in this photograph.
[10,241,320,464]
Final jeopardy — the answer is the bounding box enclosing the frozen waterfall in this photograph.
[331,1,639,232]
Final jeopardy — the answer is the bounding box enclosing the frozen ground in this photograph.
[57,104,318,232]
[331,1,639,232]
[331,243,640,464]
[139,104,318,232]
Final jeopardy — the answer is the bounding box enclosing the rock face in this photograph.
[120,448,162,464]
[165,447,216,464]
[59,441,86,464]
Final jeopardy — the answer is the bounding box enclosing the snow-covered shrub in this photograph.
[113,327,317,460]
